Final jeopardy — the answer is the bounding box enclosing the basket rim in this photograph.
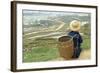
[58,35,73,42]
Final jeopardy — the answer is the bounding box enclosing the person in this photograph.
[68,20,83,58]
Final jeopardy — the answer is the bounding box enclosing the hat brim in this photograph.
[70,25,80,31]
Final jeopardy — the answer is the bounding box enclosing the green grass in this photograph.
[23,38,59,62]
[23,47,59,62]
[23,35,90,62]
[81,36,90,50]
[23,37,58,49]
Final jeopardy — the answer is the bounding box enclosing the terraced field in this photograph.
[23,24,90,62]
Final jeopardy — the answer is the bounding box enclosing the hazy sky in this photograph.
[23,10,90,16]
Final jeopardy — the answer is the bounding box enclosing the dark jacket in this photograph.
[68,31,83,58]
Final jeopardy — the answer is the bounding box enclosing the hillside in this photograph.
[23,10,91,62]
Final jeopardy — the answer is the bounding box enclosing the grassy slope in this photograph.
[23,35,90,62]
[23,47,59,62]
[81,36,90,50]
[23,22,90,62]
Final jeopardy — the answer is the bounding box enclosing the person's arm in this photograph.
[79,34,83,43]
[75,34,82,49]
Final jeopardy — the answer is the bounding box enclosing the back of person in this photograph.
[68,20,83,58]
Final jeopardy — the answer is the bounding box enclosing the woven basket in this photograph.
[58,36,74,60]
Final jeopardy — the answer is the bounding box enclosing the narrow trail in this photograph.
[24,21,65,38]
[28,32,63,39]
[55,22,65,31]
[79,49,91,60]
[52,49,91,61]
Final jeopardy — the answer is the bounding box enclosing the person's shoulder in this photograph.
[68,31,72,34]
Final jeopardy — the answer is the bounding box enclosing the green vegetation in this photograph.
[23,47,59,62]
[81,36,90,50]
[23,35,90,62]
[23,38,59,62]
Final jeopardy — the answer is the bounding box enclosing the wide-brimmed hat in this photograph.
[69,20,81,31]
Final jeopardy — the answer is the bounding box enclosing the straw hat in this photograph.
[69,20,81,31]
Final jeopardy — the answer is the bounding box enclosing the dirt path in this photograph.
[79,49,91,60]
[24,21,65,38]
[55,22,65,31]
[52,49,91,61]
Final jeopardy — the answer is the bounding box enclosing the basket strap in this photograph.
[72,34,79,49]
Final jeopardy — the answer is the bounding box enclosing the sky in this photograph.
[23,10,90,16]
